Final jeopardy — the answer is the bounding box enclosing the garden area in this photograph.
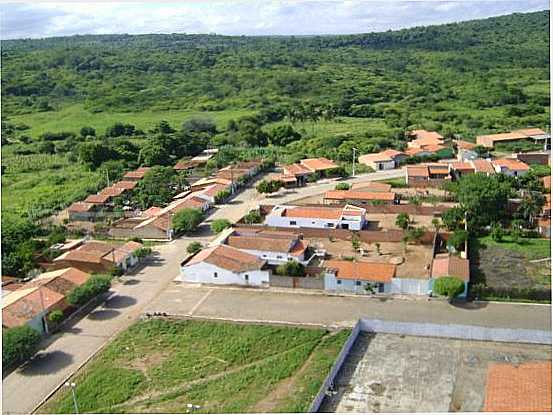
[40,319,350,414]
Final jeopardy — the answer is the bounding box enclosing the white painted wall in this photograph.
[324,273,390,294]
[178,261,270,286]
[239,248,306,265]
[265,214,364,230]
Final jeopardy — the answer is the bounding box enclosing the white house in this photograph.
[178,245,270,287]
[224,230,310,265]
[323,260,396,294]
[358,150,407,171]
[264,204,366,231]
[491,158,530,177]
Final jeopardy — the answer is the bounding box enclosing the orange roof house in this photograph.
[185,244,266,273]
[351,182,393,193]
[492,158,530,174]
[483,361,552,412]
[112,180,138,190]
[123,167,151,181]
[471,159,496,174]
[84,193,112,204]
[2,286,65,329]
[299,157,339,172]
[68,201,96,213]
[476,131,528,148]
[324,260,396,283]
[407,130,444,149]
[431,254,470,282]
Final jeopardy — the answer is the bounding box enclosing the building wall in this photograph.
[178,262,270,287]
[109,224,170,240]
[265,215,364,231]
[389,278,431,295]
[49,259,109,274]
[239,248,305,265]
[270,275,324,289]
[324,273,389,294]
[457,149,478,161]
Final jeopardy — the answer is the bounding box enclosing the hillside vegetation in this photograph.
[1,11,550,275]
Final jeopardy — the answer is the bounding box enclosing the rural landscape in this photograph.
[1,3,552,414]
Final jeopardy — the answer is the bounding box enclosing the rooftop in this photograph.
[185,244,266,273]
[84,193,111,204]
[324,190,396,201]
[2,286,65,328]
[324,259,396,283]
[68,201,95,213]
[483,361,552,412]
[493,158,530,171]
[299,157,338,172]
[226,234,306,256]
[431,254,470,282]
[113,180,138,190]
[471,159,496,174]
[351,182,393,193]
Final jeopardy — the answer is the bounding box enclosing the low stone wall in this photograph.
[407,178,448,189]
[270,275,324,289]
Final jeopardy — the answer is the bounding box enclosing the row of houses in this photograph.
[2,268,91,335]
[68,167,150,221]
[178,227,470,297]
[476,128,549,149]
[109,160,264,240]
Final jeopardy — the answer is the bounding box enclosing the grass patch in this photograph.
[478,235,551,260]
[9,104,252,139]
[41,319,349,414]
[377,176,407,188]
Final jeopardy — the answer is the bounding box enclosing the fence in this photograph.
[389,278,431,295]
[308,321,362,412]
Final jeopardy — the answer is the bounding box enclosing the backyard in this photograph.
[470,236,551,302]
[40,319,349,414]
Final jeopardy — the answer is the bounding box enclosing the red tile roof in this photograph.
[324,190,396,201]
[299,157,338,172]
[2,286,65,328]
[409,129,444,141]
[484,361,552,412]
[84,193,111,204]
[471,159,496,174]
[431,254,470,281]
[454,140,477,150]
[186,245,266,272]
[324,260,396,283]
[68,202,96,213]
[407,166,430,178]
[113,180,138,190]
[351,182,393,192]
[450,162,475,172]
[513,128,548,137]
[283,163,312,177]
[283,206,344,220]
[99,186,126,197]
[493,158,530,171]
[123,167,151,179]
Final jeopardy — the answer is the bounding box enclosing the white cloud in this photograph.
[1,0,549,39]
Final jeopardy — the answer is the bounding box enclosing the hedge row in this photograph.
[2,325,41,369]
[67,275,112,306]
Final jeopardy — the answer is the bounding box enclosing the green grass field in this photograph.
[478,235,551,260]
[9,105,253,139]
[41,319,350,414]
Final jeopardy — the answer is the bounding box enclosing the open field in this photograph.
[40,319,349,414]
[322,332,551,413]
[8,105,253,139]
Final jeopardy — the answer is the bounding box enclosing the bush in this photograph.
[395,213,410,230]
[187,241,203,254]
[256,179,284,194]
[243,210,263,224]
[433,276,465,299]
[275,261,305,277]
[172,208,204,235]
[447,229,468,251]
[335,182,350,191]
[67,275,112,306]
[490,222,505,242]
[186,241,203,254]
[2,325,41,368]
[48,309,64,324]
[211,219,232,233]
[134,247,152,258]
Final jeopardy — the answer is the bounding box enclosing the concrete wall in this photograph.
[324,273,388,294]
[265,215,364,231]
[389,278,431,295]
[239,248,306,265]
[178,262,270,287]
[269,275,324,289]
[407,178,448,188]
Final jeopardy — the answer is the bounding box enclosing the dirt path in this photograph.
[252,331,337,413]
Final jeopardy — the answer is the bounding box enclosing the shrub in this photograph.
[243,210,263,224]
[187,241,203,254]
[67,275,112,306]
[335,182,350,191]
[48,310,64,324]
[490,222,505,242]
[2,325,41,368]
[256,179,284,194]
[448,229,468,251]
[211,219,232,233]
[186,241,203,254]
[214,189,231,204]
[275,261,305,277]
[134,247,152,258]
[405,226,426,243]
[433,276,465,299]
[395,213,410,230]
[172,208,204,235]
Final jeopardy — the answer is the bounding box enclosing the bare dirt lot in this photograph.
[307,237,433,279]
[321,332,551,413]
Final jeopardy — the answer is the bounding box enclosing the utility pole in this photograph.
[352,147,357,177]
[105,169,110,187]
[65,382,79,414]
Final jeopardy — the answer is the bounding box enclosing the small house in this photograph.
[323,259,396,294]
[492,158,529,177]
[264,204,366,230]
[358,149,407,170]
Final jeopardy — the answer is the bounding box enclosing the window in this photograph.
[277,255,283,259]
[327,223,334,227]
[262,254,267,257]
[290,220,297,225]
[244,274,249,281]
[213,272,218,278]
[355,281,361,286]
[337,279,342,285]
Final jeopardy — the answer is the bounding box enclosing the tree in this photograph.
[510,219,524,243]
[431,218,441,233]
[269,124,301,146]
[172,208,204,234]
[395,213,410,230]
[256,179,284,194]
[135,166,176,208]
[67,275,111,306]
[516,191,545,227]
[2,325,41,368]
[106,122,137,137]
[48,309,64,324]
[490,222,505,242]
[433,276,465,300]
[211,219,232,233]
[151,120,175,134]
[78,142,116,169]
[80,126,96,137]
[441,206,465,231]
[335,182,351,191]
[275,261,305,276]
[182,117,217,135]
[447,229,468,252]
[405,226,426,244]
[138,140,171,166]
[243,210,263,224]
[351,233,361,251]
[454,174,512,230]
[187,241,203,254]
[134,247,152,258]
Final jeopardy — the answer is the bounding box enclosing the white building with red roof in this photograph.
[264,204,366,230]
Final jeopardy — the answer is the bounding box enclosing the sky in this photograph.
[1,0,549,40]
